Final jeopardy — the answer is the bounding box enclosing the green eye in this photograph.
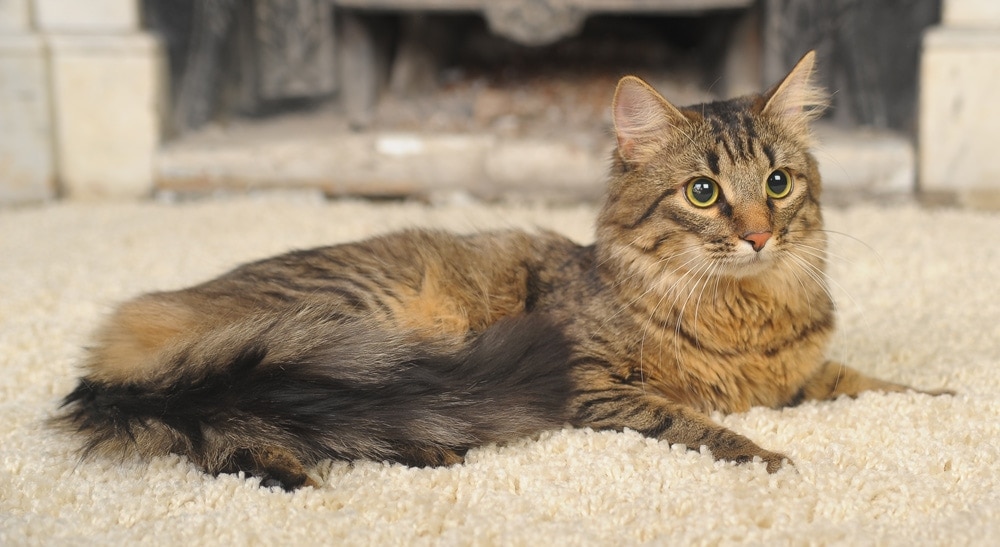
[686,178,720,208]
[766,169,793,199]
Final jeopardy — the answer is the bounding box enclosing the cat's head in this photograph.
[597,51,829,285]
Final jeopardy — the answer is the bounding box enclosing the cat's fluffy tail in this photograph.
[54,305,573,488]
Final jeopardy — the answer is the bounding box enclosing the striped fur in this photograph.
[55,52,949,489]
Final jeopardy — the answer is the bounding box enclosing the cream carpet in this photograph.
[1,194,998,545]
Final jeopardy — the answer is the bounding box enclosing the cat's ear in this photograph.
[613,76,688,164]
[762,51,828,133]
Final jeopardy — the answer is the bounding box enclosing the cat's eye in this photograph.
[766,169,793,199]
[686,178,720,208]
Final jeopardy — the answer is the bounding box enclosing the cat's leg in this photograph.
[217,445,465,490]
[571,387,789,473]
[797,360,954,403]
[221,447,320,491]
[394,445,467,468]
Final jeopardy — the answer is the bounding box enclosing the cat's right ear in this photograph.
[613,76,687,164]
[762,50,828,136]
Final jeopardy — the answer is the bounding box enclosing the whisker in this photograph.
[783,253,833,299]
[638,253,709,381]
[788,228,885,271]
[670,258,715,366]
[597,245,705,328]
[784,240,855,267]
[610,248,708,392]
[669,122,700,148]
[689,259,719,350]
[783,252,874,335]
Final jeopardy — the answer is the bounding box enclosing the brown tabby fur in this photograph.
[56,52,950,490]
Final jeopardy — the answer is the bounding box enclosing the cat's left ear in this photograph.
[613,76,689,165]
[762,51,828,134]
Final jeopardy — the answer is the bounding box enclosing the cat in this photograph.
[55,51,950,490]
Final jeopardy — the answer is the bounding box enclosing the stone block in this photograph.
[919,27,1000,198]
[0,35,55,203]
[49,34,163,199]
[943,0,1000,28]
[814,125,915,196]
[0,0,31,31]
[34,0,139,32]
[484,140,605,200]
[157,132,493,198]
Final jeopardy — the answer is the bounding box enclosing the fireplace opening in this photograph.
[143,1,938,200]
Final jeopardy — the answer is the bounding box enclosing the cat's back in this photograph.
[217,228,578,292]
[194,227,584,332]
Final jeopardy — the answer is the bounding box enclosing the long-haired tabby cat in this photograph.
[56,51,949,489]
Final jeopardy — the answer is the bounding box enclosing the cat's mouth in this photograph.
[714,247,777,278]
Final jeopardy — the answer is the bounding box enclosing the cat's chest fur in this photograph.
[587,263,834,414]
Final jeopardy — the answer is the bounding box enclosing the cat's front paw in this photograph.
[879,383,956,398]
[709,436,791,474]
[916,387,956,397]
[754,449,792,474]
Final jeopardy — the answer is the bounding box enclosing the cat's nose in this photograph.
[742,231,772,252]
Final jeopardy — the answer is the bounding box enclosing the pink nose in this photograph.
[742,231,772,252]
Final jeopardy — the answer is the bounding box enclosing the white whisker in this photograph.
[788,228,885,271]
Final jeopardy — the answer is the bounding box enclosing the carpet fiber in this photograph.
[2,195,998,545]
